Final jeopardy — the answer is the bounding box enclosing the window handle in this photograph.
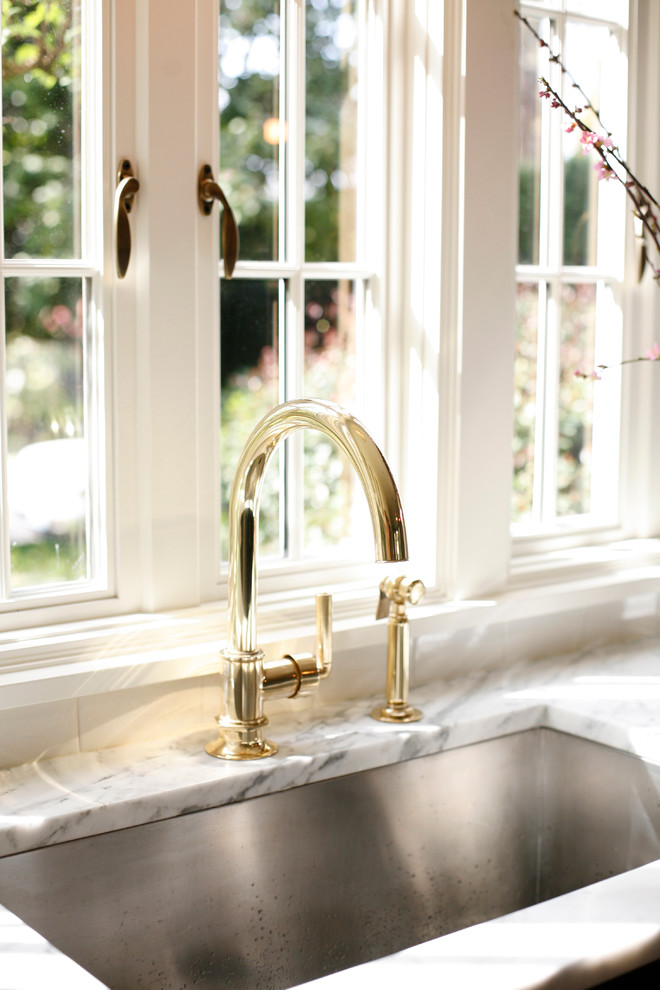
[114,160,140,279]
[198,164,239,279]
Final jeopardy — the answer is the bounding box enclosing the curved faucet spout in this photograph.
[227,398,408,654]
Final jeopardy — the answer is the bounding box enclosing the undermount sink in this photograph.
[1,728,660,990]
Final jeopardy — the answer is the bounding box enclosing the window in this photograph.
[1,0,105,606]
[1,0,658,669]
[513,2,629,539]
[217,0,380,565]
[0,0,414,631]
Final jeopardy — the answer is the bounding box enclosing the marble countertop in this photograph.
[5,636,660,858]
[3,634,660,989]
[0,903,109,990]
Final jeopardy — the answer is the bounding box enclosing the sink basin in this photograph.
[0,728,659,990]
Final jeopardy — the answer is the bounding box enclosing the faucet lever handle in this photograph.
[375,587,390,621]
[275,593,333,698]
[315,592,333,678]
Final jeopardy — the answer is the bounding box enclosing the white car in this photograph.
[8,438,87,545]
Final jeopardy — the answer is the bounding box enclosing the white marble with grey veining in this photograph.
[3,637,660,858]
[4,635,660,989]
[0,903,109,990]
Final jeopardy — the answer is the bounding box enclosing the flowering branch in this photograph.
[515,9,660,381]
[574,343,660,380]
[515,10,660,283]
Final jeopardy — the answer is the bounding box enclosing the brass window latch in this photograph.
[114,160,140,279]
[371,575,425,723]
[198,164,239,279]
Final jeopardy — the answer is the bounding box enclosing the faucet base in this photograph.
[370,703,423,723]
[206,735,278,760]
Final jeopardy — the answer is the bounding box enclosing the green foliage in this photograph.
[219,0,356,266]
[3,1,84,583]
[219,1,281,260]
[220,277,359,559]
[304,0,356,263]
[11,535,84,587]
[2,0,83,455]
[563,155,591,266]
[518,162,538,265]
[2,0,79,261]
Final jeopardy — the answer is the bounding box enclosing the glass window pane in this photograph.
[6,276,89,588]
[512,282,539,523]
[302,278,366,555]
[532,0,627,19]
[557,282,596,517]
[305,0,359,263]
[219,1,282,262]
[303,278,356,402]
[220,278,281,558]
[566,0,628,28]
[518,16,546,266]
[562,22,619,267]
[2,0,82,259]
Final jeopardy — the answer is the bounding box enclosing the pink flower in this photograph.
[579,130,597,153]
[594,160,614,181]
[574,369,602,381]
[646,342,660,361]
[578,131,614,155]
[565,122,577,133]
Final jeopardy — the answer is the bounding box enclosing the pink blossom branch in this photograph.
[574,343,660,380]
[515,10,660,282]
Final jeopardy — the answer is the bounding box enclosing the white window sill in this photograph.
[1,538,660,713]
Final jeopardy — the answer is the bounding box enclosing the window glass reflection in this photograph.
[557,282,596,516]
[305,0,358,263]
[220,278,281,557]
[6,276,88,587]
[219,1,282,262]
[2,0,82,260]
[518,15,545,266]
[303,278,367,555]
[513,282,539,523]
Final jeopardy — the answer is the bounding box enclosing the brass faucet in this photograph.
[206,398,409,760]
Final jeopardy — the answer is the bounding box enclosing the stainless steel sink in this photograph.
[1,728,660,990]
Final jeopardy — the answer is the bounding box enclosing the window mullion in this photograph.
[288,0,305,272]
[282,0,306,561]
[132,1,209,610]
[537,15,564,526]
[284,272,305,560]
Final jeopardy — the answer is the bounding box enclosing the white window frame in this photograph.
[509,0,660,580]
[0,0,109,613]
[0,0,442,630]
[512,3,628,554]
[216,0,391,592]
[1,0,660,707]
